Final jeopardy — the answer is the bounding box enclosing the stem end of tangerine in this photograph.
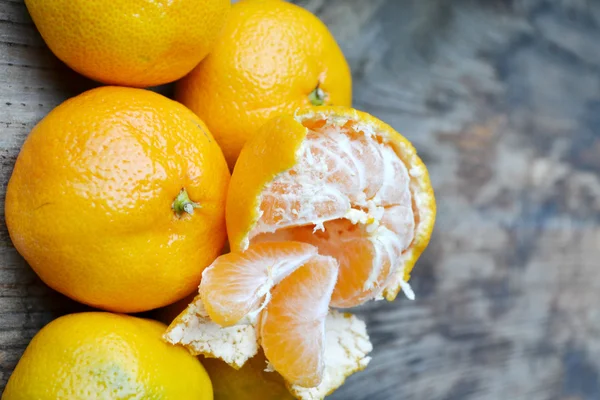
[173,188,200,216]
[309,85,327,106]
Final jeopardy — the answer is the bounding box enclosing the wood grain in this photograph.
[2,0,600,399]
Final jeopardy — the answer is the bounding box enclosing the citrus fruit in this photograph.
[5,86,230,313]
[165,107,431,396]
[202,352,294,400]
[176,0,352,168]
[25,0,230,87]
[2,312,212,400]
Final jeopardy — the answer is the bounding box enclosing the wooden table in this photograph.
[2,1,600,399]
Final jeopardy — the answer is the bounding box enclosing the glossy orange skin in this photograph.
[176,0,352,168]
[5,87,230,313]
[25,0,231,87]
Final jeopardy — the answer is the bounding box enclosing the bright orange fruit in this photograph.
[258,255,338,387]
[5,86,230,313]
[166,107,435,394]
[25,0,230,87]
[176,0,352,168]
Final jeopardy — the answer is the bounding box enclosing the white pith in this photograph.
[163,299,258,369]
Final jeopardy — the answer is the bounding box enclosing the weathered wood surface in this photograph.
[2,0,600,399]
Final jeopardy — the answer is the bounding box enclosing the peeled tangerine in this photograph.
[165,107,436,399]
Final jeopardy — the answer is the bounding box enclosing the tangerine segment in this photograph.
[281,220,403,308]
[295,129,384,205]
[200,242,318,327]
[381,204,416,248]
[289,311,372,400]
[257,181,350,234]
[378,145,412,206]
[259,255,339,388]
